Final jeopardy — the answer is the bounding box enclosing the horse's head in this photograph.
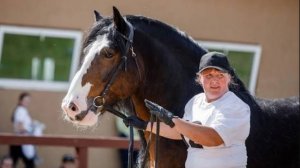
[61,7,141,126]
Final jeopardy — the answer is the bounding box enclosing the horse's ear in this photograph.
[112,6,127,34]
[94,10,103,22]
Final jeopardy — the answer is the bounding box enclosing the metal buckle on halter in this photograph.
[122,56,128,71]
[93,96,105,110]
[130,47,136,57]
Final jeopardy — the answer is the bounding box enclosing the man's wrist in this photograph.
[172,116,180,124]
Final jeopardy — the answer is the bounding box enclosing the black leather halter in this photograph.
[75,20,137,121]
[97,25,135,108]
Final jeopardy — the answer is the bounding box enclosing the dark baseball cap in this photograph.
[199,52,232,73]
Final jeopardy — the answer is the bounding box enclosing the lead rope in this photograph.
[101,104,134,168]
[128,98,137,168]
[128,125,134,168]
[140,113,154,168]
[103,103,160,168]
[155,118,160,168]
[127,97,160,168]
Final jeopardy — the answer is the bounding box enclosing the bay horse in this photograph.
[61,7,300,168]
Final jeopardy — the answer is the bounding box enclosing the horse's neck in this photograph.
[132,28,203,116]
[130,17,255,117]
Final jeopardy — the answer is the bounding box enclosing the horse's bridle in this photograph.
[93,25,136,111]
[74,20,139,168]
[75,20,138,121]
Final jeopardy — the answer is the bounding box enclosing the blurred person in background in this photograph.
[10,92,45,168]
[0,155,13,168]
[59,154,77,168]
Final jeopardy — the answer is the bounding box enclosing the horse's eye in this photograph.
[105,52,113,58]
[101,48,114,59]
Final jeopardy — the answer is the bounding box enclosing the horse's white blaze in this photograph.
[61,35,110,126]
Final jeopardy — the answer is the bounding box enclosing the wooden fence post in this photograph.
[76,146,88,168]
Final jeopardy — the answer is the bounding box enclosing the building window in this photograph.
[0,25,82,91]
[199,41,262,95]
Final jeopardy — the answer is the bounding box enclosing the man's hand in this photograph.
[144,99,176,128]
[123,116,148,130]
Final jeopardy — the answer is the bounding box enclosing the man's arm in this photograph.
[173,118,224,146]
[145,122,182,140]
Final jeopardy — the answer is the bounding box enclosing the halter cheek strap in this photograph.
[75,18,137,120]
[93,21,135,112]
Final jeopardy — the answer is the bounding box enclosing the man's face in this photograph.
[199,68,230,102]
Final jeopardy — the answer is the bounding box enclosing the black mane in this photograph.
[128,15,207,77]
[127,15,206,61]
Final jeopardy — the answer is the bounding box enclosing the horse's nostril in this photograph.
[69,102,78,112]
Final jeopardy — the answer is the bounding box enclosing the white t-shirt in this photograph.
[183,91,250,168]
[13,106,33,134]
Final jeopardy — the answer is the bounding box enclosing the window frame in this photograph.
[0,25,82,92]
[198,40,262,95]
